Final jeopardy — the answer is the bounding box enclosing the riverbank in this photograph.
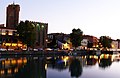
[0,50,119,56]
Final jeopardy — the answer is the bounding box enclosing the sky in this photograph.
[1,0,120,39]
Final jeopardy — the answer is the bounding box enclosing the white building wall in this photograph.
[111,41,118,50]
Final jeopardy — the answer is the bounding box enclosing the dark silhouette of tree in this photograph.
[51,35,57,48]
[69,58,83,78]
[99,36,112,48]
[16,20,36,48]
[70,28,83,48]
[87,41,93,48]
[47,35,57,48]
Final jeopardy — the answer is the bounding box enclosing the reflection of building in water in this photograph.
[78,56,87,67]
[74,55,112,67]
[86,56,97,65]
[69,58,83,78]
[110,53,120,62]
[77,56,98,66]
[99,54,112,68]
[0,57,27,78]
[46,56,69,70]
[15,57,46,78]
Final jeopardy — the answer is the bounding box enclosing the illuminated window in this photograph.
[37,24,40,30]
[42,25,44,28]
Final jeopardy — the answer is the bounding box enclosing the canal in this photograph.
[0,53,120,78]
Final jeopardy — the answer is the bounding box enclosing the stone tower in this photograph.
[6,2,20,28]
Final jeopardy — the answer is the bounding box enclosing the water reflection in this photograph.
[0,57,27,78]
[99,58,112,68]
[69,58,82,78]
[46,56,69,71]
[0,53,120,78]
[15,57,46,78]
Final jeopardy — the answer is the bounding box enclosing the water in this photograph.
[0,54,120,78]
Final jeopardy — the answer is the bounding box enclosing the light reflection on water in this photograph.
[0,54,120,78]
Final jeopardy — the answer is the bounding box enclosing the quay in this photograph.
[0,50,119,56]
[0,50,68,56]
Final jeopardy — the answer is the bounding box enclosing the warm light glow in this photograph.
[0,70,4,74]
[98,59,101,64]
[18,43,22,46]
[63,43,70,50]
[96,45,99,47]
[17,59,22,64]
[12,43,17,46]
[45,64,47,70]
[5,60,10,64]
[2,61,4,65]
[89,56,92,58]
[5,43,11,46]
[63,57,69,62]
[86,61,87,65]
[14,68,18,73]
[2,32,6,35]
[94,56,98,59]
[111,44,115,48]
[8,32,13,35]
[100,54,111,59]
[42,25,44,28]
[11,60,16,64]
[7,69,12,74]
[23,59,27,63]
[62,57,69,66]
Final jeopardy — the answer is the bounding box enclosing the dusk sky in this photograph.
[1,0,120,39]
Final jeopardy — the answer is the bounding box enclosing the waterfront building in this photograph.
[110,39,120,51]
[81,39,88,49]
[47,33,72,49]
[30,21,48,49]
[6,3,20,29]
[0,27,26,50]
[111,40,118,50]
[83,35,99,48]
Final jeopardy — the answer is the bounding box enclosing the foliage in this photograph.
[47,35,57,48]
[99,36,112,48]
[70,28,83,48]
[16,20,36,48]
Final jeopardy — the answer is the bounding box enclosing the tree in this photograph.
[16,20,36,48]
[47,35,57,48]
[70,28,83,48]
[99,36,112,48]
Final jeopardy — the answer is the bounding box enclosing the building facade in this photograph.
[6,3,20,28]
[0,27,26,50]
[47,33,72,49]
[31,21,48,49]
[111,40,118,50]
[83,35,99,48]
